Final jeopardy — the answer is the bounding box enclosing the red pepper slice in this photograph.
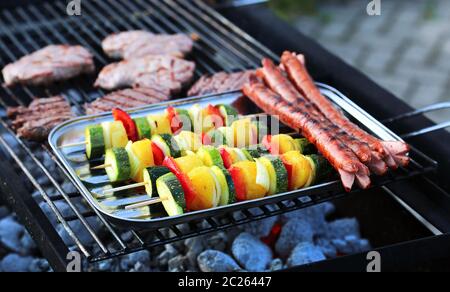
[219,148,233,169]
[229,166,247,201]
[281,157,294,191]
[205,105,224,129]
[167,106,183,134]
[151,142,165,166]
[112,108,138,142]
[163,156,196,210]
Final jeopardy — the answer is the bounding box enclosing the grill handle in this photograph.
[383,102,450,139]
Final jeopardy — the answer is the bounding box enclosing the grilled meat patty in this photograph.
[94,55,196,93]
[85,87,170,115]
[102,31,194,59]
[7,96,74,142]
[2,45,95,86]
[188,70,255,96]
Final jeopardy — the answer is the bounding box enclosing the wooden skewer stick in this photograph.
[125,197,168,210]
[103,182,148,195]
[91,164,112,170]
[58,141,88,148]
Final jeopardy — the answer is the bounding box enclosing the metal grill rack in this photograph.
[0,0,439,270]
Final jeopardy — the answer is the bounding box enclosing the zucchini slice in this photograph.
[104,148,131,182]
[151,134,181,158]
[244,145,270,159]
[304,156,317,188]
[296,138,316,155]
[161,134,181,158]
[156,173,186,216]
[176,109,193,132]
[85,125,105,159]
[218,104,239,126]
[241,149,255,161]
[134,117,152,140]
[197,146,224,167]
[260,155,288,195]
[145,166,171,193]
[306,154,332,185]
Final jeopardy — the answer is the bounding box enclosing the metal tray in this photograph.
[49,83,406,229]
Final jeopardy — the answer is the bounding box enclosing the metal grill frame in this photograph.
[0,0,440,271]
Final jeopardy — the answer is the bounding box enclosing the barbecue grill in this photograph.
[1,0,450,272]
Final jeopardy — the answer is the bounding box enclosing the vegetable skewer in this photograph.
[59,104,241,156]
[102,145,330,215]
[93,132,314,184]
[121,151,330,214]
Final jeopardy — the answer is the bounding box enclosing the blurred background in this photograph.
[268,0,449,126]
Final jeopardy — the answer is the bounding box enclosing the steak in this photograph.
[85,87,170,115]
[102,31,194,59]
[7,96,74,142]
[94,55,196,94]
[2,45,95,86]
[188,71,255,96]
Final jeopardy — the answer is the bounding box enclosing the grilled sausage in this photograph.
[259,58,373,165]
[280,51,410,168]
[243,80,371,191]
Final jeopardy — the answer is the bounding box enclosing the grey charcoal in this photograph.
[197,250,241,272]
[275,218,314,258]
[287,242,326,268]
[232,232,272,272]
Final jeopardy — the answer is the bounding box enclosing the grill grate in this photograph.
[0,0,438,267]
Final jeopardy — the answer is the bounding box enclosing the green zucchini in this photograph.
[151,134,181,158]
[218,104,239,126]
[176,109,193,132]
[197,146,224,167]
[296,138,316,155]
[134,117,152,140]
[85,125,105,159]
[244,148,261,159]
[211,166,236,206]
[306,154,332,185]
[241,149,254,161]
[144,166,171,194]
[243,145,269,159]
[104,148,131,182]
[260,155,288,195]
[156,173,186,216]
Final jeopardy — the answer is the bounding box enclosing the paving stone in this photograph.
[293,0,449,130]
